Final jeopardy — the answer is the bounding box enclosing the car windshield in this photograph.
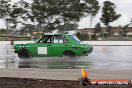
[71,35,81,42]
[35,36,43,43]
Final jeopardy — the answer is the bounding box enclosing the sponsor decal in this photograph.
[38,47,47,54]
[79,68,131,85]
[91,80,131,85]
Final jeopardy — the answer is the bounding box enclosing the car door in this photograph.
[51,35,69,56]
[34,35,53,57]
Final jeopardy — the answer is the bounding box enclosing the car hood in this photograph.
[80,41,93,48]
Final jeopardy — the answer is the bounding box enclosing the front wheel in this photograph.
[18,49,31,59]
[63,50,75,57]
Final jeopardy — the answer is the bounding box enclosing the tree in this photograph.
[107,25,112,36]
[95,23,102,38]
[100,1,121,36]
[0,0,13,40]
[0,0,28,40]
[0,0,10,18]
[20,24,37,35]
[122,24,129,37]
[76,32,89,41]
[122,20,132,37]
[95,23,101,33]
[56,24,78,33]
[30,0,100,31]
[10,0,32,32]
[86,0,100,27]
[100,1,121,26]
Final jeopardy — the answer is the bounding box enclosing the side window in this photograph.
[43,36,53,43]
[53,35,68,43]
[36,36,48,43]
[36,35,54,43]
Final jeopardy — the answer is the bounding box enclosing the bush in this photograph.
[76,32,89,41]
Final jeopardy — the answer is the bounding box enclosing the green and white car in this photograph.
[14,33,93,58]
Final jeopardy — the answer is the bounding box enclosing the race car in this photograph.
[14,33,93,58]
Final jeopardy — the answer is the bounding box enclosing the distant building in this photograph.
[56,24,78,32]
[78,27,132,35]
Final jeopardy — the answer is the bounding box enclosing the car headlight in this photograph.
[72,45,80,49]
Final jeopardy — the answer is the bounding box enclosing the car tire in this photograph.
[18,49,31,59]
[63,50,75,57]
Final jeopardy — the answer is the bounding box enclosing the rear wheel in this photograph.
[18,49,31,59]
[63,50,75,57]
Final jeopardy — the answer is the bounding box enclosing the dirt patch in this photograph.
[0,77,80,88]
[0,77,131,88]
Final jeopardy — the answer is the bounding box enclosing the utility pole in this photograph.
[6,18,9,41]
[89,16,93,41]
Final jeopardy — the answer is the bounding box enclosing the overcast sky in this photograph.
[0,0,132,29]
[78,0,132,28]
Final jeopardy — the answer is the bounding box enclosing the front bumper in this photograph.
[82,47,93,55]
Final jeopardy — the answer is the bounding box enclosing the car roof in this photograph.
[44,33,73,36]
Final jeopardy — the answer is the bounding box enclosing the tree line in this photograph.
[0,0,123,35]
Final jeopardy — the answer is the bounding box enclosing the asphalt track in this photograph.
[1,44,132,70]
[0,69,132,80]
[0,43,132,80]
